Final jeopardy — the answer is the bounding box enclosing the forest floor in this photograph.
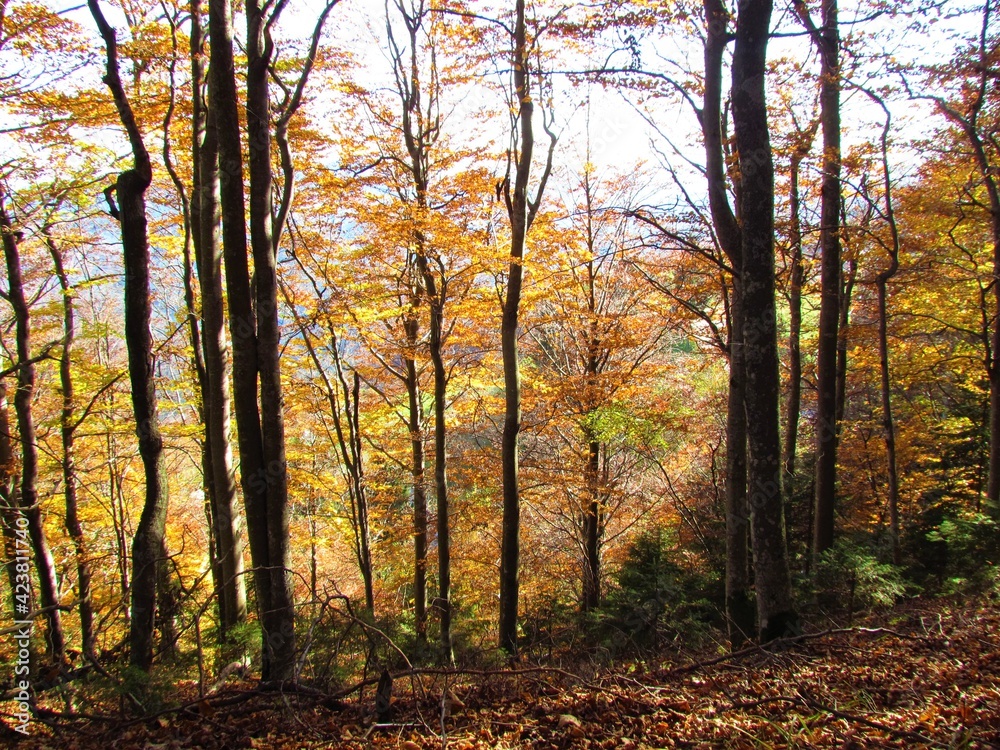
[6,594,1000,749]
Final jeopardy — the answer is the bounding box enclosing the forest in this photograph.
[1,0,1000,745]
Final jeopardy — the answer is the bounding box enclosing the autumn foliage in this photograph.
[1,0,999,744]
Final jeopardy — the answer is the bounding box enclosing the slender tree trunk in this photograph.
[0,382,25,623]
[403,340,427,645]
[580,175,603,614]
[799,0,842,558]
[339,370,374,613]
[389,0,451,660]
[428,301,452,663]
[868,95,902,563]
[877,278,901,560]
[581,431,602,611]
[192,0,246,637]
[499,0,534,654]
[46,233,95,657]
[1,206,64,662]
[783,147,810,485]
[90,0,170,672]
[835,256,856,429]
[732,0,798,642]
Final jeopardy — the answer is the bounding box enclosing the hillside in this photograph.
[10,595,1000,749]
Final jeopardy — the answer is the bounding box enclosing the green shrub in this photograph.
[812,537,905,618]
[906,501,998,593]
[597,528,720,653]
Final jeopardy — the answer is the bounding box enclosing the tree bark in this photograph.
[731,0,798,642]
[245,0,295,681]
[1,204,65,662]
[781,126,815,487]
[868,95,902,563]
[90,0,171,672]
[702,0,753,648]
[208,0,294,680]
[45,232,95,657]
[499,0,533,654]
[835,255,856,429]
[191,0,246,637]
[403,336,428,645]
[795,0,842,558]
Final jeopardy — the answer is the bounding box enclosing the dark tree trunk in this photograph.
[499,0,533,653]
[497,0,556,655]
[782,130,814,487]
[579,179,604,613]
[209,0,294,680]
[388,0,452,661]
[731,0,798,642]
[702,0,753,648]
[428,295,452,662]
[403,340,427,645]
[90,0,171,672]
[795,0,842,558]
[191,0,246,637]
[581,433,602,611]
[245,0,295,681]
[46,233,95,657]
[723,284,753,644]
[867,94,902,563]
[1,205,65,662]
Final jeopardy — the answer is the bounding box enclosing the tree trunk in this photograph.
[388,0,452,661]
[799,0,842,559]
[724,283,753,644]
[581,432,602,611]
[868,95,902,563]
[89,0,170,672]
[1,205,65,662]
[428,298,452,663]
[0,381,26,624]
[731,0,798,642]
[46,233,95,657]
[782,138,813,486]
[499,0,533,654]
[192,0,246,637]
[245,0,295,681]
[116,156,167,671]
[702,0,753,648]
[209,0,295,680]
[835,255,856,429]
[403,339,427,645]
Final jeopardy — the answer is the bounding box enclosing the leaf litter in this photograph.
[9,596,1000,749]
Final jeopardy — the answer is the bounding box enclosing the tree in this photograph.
[731,0,797,641]
[162,0,247,637]
[499,0,557,654]
[88,0,175,672]
[794,0,843,557]
[45,224,98,657]
[702,0,753,648]
[911,1,1000,519]
[0,199,65,662]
